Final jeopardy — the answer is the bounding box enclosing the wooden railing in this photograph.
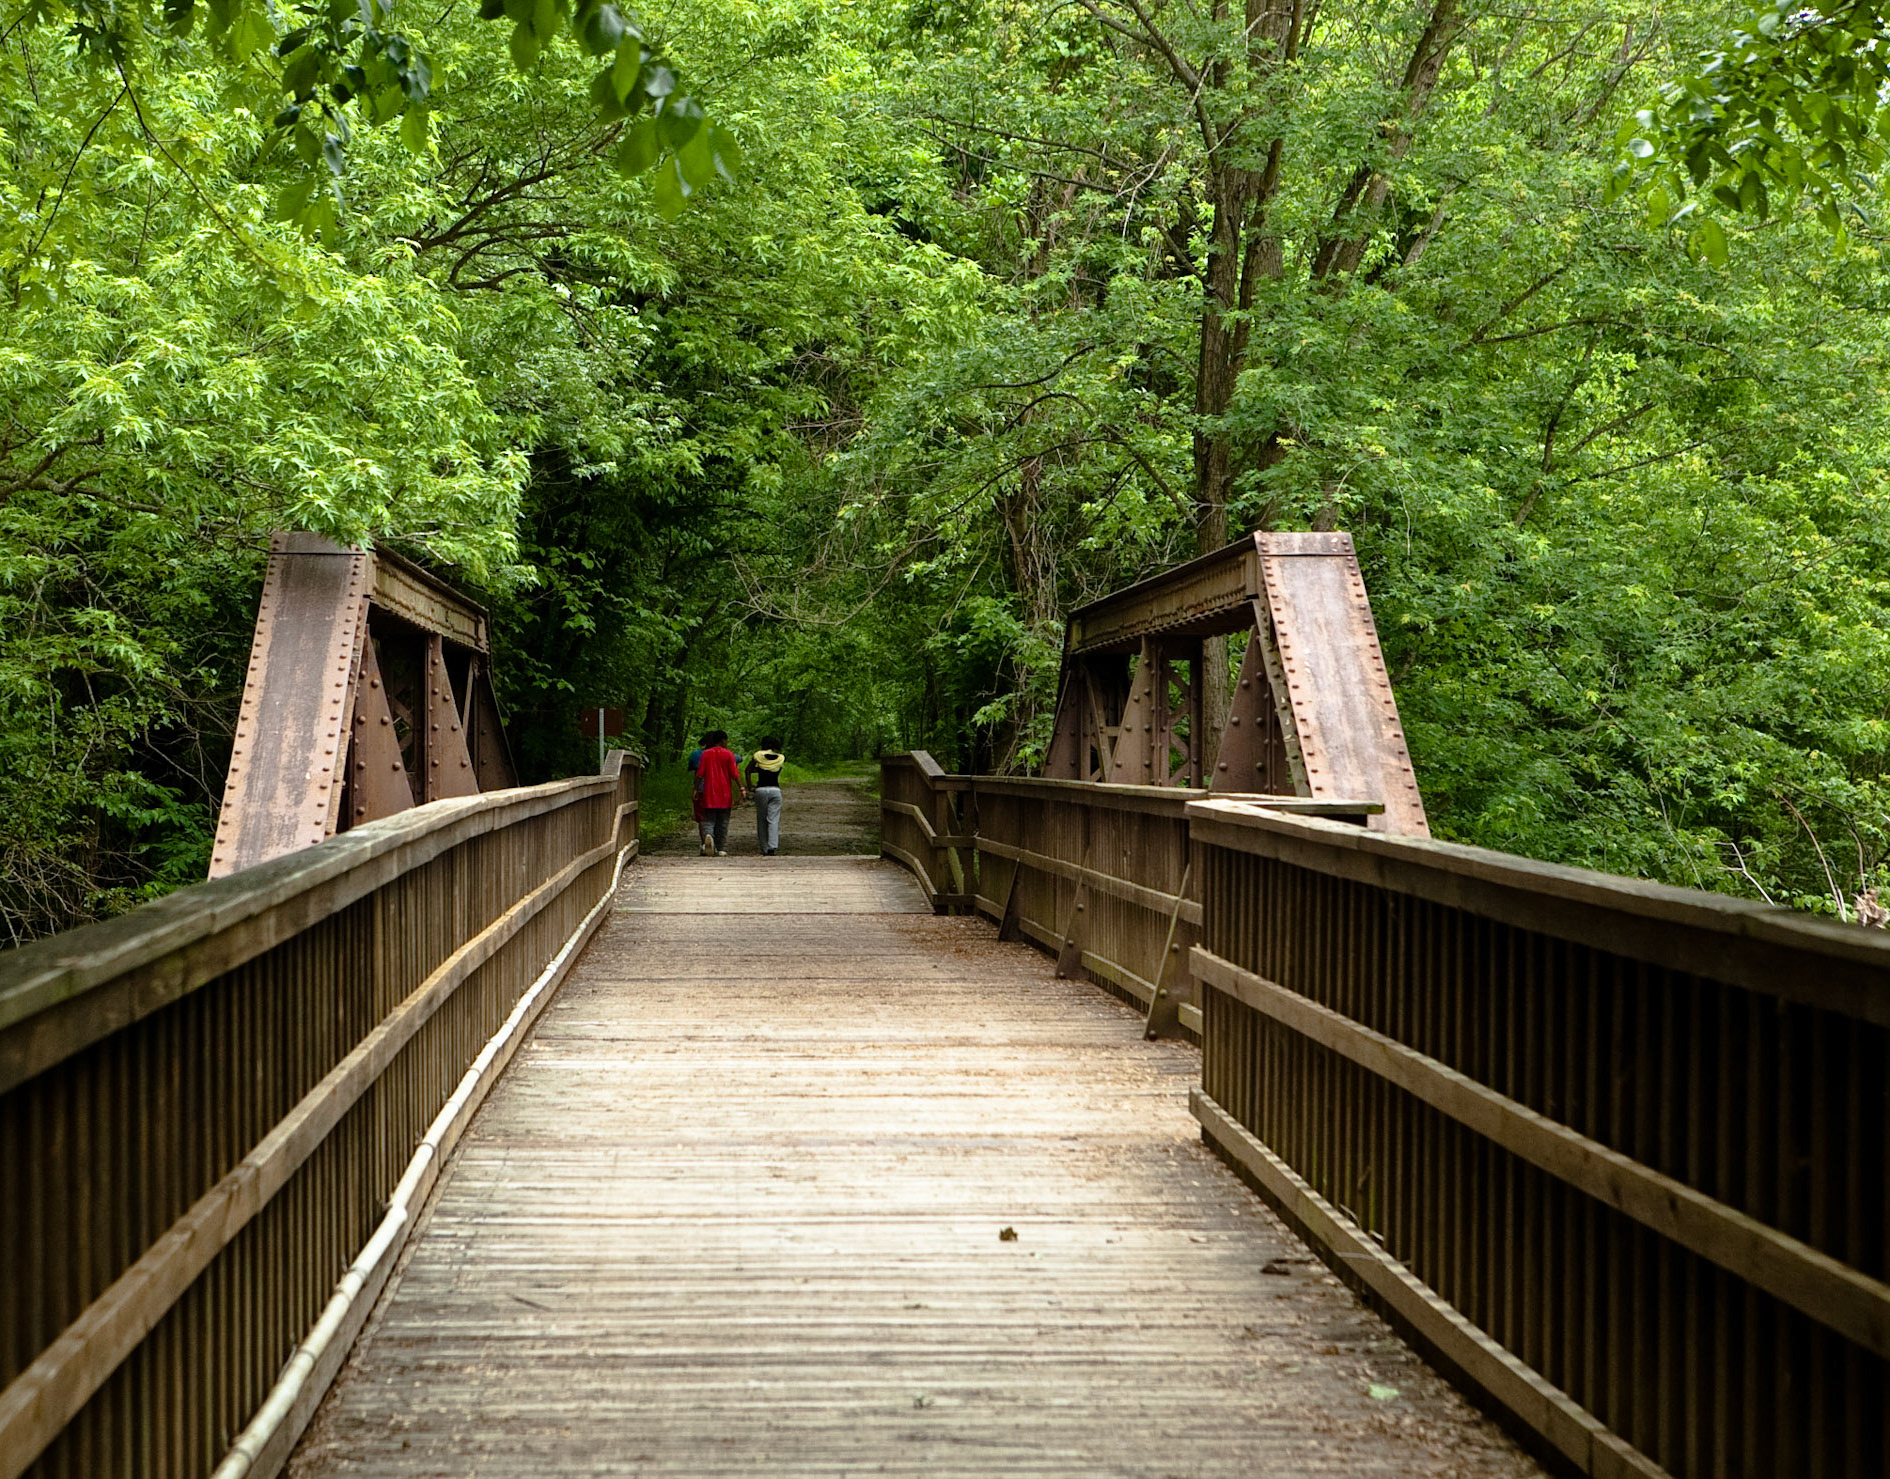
[879,757,1890,1479]
[0,756,639,1479]
[878,752,971,911]
[879,754,1376,1038]
[1188,797,1890,1479]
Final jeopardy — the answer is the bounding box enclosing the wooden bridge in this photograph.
[5,762,1889,1479]
[4,536,1889,1479]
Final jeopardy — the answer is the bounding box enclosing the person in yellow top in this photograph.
[745,739,786,856]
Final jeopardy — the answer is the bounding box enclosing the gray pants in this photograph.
[753,787,782,853]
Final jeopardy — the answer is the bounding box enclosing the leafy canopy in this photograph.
[15,0,736,233]
[1614,0,1890,254]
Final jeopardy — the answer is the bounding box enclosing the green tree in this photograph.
[1615,0,1890,252]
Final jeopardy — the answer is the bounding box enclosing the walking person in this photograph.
[695,731,745,857]
[685,733,714,854]
[746,739,785,856]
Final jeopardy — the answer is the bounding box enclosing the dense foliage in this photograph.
[1618,0,1890,252]
[5,0,1890,942]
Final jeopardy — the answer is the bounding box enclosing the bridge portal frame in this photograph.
[209,533,518,879]
[1043,531,1429,836]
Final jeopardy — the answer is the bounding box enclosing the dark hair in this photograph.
[706,729,728,747]
[761,736,781,750]
[698,733,713,747]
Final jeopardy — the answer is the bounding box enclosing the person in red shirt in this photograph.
[695,731,746,856]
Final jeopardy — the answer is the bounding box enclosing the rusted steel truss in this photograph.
[209,533,518,877]
[1044,532,1428,836]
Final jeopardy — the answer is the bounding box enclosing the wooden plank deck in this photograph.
[291,834,1541,1476]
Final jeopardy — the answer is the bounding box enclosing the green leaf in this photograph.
[400,104,428,154]
[579,1,624,55]
[641,61,675,99]
[611,40,644,102]
[649,156,688,219]
[708,124,742,181]
[1695,217,1730,267]
[399,54,432,103]
[677,124,715,188]
[293,120,322,165]
[1628,137,1656,159]
[658,92,704,148]
[591,66,628,118]
[282,45,323,99]
[229,4,271,59]
[615,115,659,174]
[509,20,541,70]
[275,176,316,221]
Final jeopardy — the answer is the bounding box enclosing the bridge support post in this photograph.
[994,852,1024,943]
[1052,840,1093,981]
[1141,863,1194,1040]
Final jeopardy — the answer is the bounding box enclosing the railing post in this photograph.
[1141,862,1192,1040]
[931,776,960,912]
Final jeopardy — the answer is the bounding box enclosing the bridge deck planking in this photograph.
[290,838,1540,1477]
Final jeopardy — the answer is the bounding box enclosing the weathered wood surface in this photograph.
[292,832,1539,1475]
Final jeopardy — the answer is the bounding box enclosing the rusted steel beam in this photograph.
[210,535,372,877]
[1046,532,1428,836]
[1253,534,1427,835]
[1064,537,1261,654]
[210,534,518,878]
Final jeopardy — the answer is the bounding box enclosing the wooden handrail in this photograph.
[1187,797,1890,1024]
[1186,794,1890,1479]
[1,755,633,1087]
[1193,943,1890,1359]
[0,757,640,1479]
